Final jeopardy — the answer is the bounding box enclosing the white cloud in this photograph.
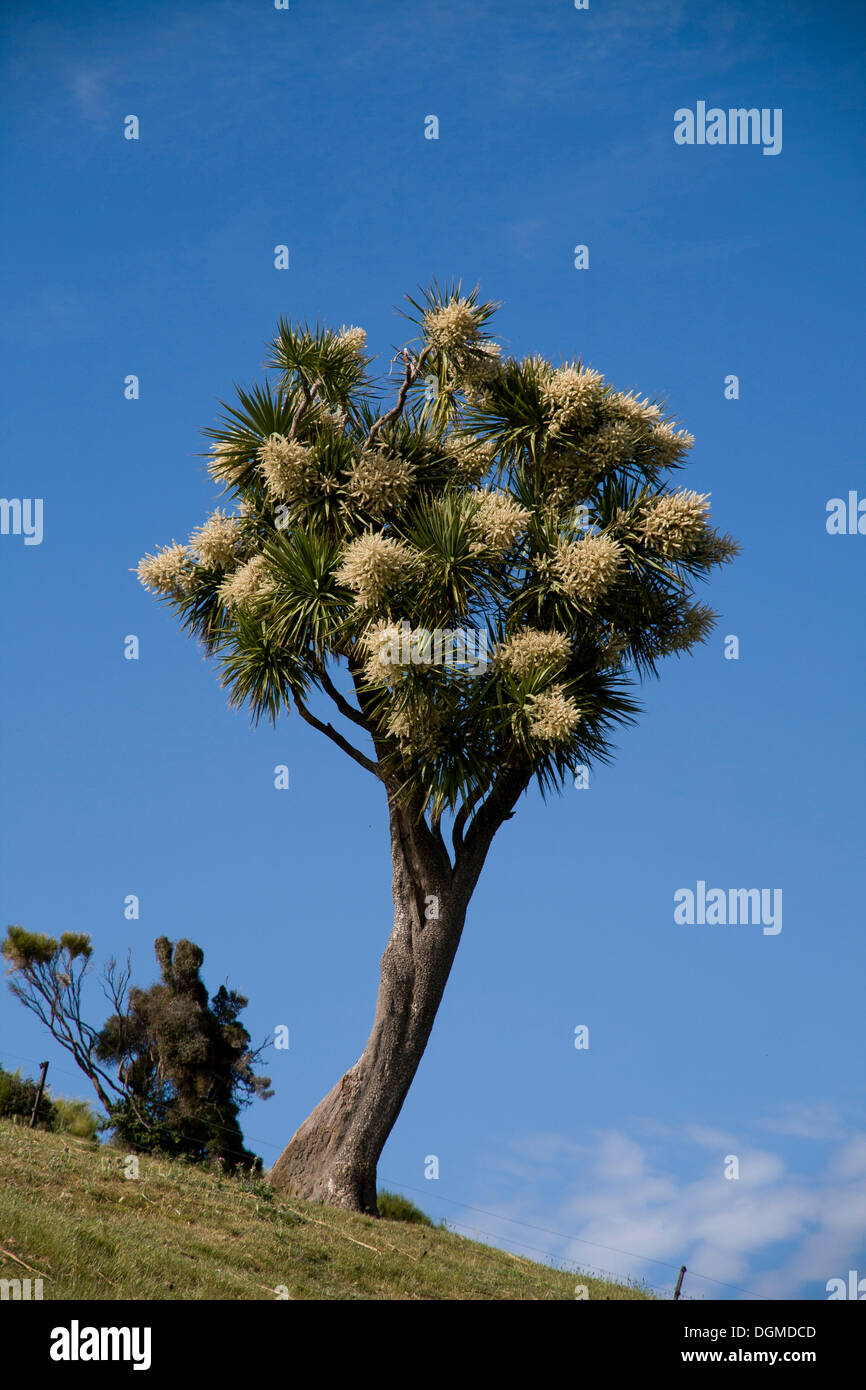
[473,1118,866,1299]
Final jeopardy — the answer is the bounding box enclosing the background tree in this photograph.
[137,282,737,1212]
[98,936,272,1169]
[2,927,124,1113]
[2,927,271,1169]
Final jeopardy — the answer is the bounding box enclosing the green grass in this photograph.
[0,1120,652,1300]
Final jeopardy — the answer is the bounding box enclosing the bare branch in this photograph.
[101,952,132,1019]
[314,664,371,730]
[348,660,402,769]
[8,966,124,1113]
[294,697,381,777]
[365,348,430,447]
[288,373,324,441]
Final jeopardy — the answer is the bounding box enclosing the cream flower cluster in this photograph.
[137,543,196,596]
[635,488,710,557]
[336,325,367,356]
[189,510,243,569]
[610,390,663,429]
[542,447,605,505]
[448,433,497,484]
[218,554,275,611]
[495,628,571,680]
[646,423,695,468]
[540,420,637,504]
[347,449,413,517]
[470,488,530,553]
[526,686,583,744]
[359,620,404,682]
[607,390,693,465]
[586,419,636,468]
[207,441,246,485]
[551,534,624,604]
[541,364,605,435]
[423,298,481,350]
[258,434,320,504]
[385,700,443,747]
[457,343,504,403]
[335,533,416,610]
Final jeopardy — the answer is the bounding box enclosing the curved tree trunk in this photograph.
[269,800,471,1212]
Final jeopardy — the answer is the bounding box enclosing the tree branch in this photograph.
[454,760,532,898]
[451,784,486,857]
[348,660,401,769]
[428,812,451,869]
[294,697,381,777]
[8,970,125,1114]
[288,373,323,441]
[315,665,371,730]
[365,348,429,447]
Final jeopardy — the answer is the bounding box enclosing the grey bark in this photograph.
[268,766,528,1212]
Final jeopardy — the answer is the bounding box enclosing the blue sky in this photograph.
[1,0,864,1300]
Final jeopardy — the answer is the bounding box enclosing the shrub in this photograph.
[376,1189,433,1225]
[0,1063,57,1129]
[51,1096,102,1142]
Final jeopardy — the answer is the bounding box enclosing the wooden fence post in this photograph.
[29,1061,49,1128]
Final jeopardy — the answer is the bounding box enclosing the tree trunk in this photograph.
[268,801,470,1212]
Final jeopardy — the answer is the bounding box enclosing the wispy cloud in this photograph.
[757,1101,848,1141]
[467,1114,866,1299]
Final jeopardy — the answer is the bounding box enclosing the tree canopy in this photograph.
[138,282,737,837]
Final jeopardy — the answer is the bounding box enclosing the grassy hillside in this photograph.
[0,1120,651,1300]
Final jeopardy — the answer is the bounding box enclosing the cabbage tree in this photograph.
[138,283,736,1211]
